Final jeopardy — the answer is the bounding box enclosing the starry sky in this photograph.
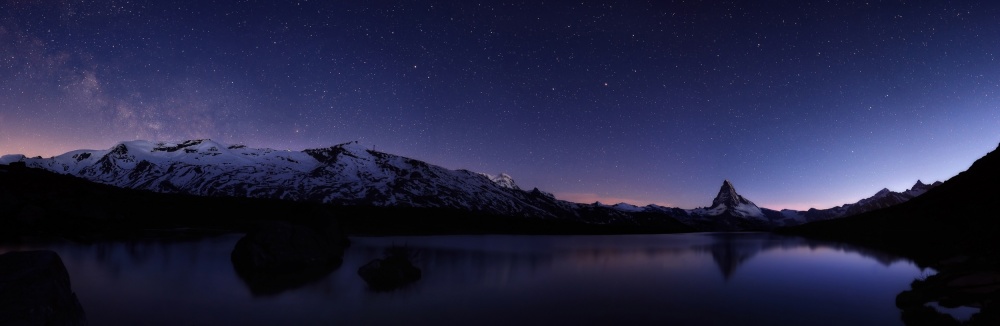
[1,1,999,210]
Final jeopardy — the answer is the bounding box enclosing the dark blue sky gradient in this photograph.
[1,1,998,210]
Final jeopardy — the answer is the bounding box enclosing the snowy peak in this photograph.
[147,139,234,158]
[484,173,520,190]
[332,140,373,157]
[695,180,765,219]
[3,139,587,219]
[0,154,27,165]
[872,188,893,198]
[152,139,213,153]
[303,141,372,164]
[712,179,752,208]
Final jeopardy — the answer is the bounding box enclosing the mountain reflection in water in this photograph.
[1,233,929,325]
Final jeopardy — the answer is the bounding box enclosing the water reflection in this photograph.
[700,233,905,280]
[0,233,928,325]
[349,233,909,286]
[233,258,343,296]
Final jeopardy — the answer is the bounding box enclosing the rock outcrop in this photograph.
[0,250,86,326]
[231,221,349,295]
[358,246,422,291]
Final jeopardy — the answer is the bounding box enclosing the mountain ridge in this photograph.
[1,139,698,232]
[1,139,940,231]
[780,142,1000,321]
[787,141,1000,244]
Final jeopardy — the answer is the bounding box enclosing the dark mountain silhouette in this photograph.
[3,140,938,232]
[787,142,1000,258]
[1,140,699,234]
[629,179,938,231]
[777,180,942,224]
[0,163,693,238]
[785,142,1000,326]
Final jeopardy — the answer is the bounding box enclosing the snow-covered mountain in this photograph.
[481,173,520,190]
[587,180,778,230]
[3,139,580,219]
[691,180,765,218]
[679,180,784,230]
[1,139,698,232]
[0,139,938,231]
[594,179,940,230]
[776,180,942,224]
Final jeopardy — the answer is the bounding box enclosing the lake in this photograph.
[1,233,951,325]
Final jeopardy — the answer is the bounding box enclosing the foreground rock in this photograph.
[896,255,1000,325]
[231,221,349,296]
[0,250,86,326]
[358,246,421,291]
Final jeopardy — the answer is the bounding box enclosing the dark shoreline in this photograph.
[0,163,693,242]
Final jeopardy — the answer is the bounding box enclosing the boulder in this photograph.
[231,221,348,295]
[358,246,421,291]
[0,250,86,326]
[897,266,1000,325]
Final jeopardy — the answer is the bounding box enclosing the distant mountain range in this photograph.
[0,139,939,231]
[789,141,1000,250]
[598,178,938,230]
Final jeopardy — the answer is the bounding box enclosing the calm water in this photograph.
[3,233,934,325]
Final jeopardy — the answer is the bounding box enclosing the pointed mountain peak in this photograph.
[902,179,942,198]
[701,180,764,218]
[110,143,130,155]
[712,179,745,208]
[909,179,936,192]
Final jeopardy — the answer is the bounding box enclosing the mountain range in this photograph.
[789,141,1000,251]
[0,139,939,231]
[781,142,1000,325]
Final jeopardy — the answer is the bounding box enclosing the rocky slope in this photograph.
[788,142,1000,245]
[0,140,692,232]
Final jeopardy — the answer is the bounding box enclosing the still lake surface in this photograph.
[3,233,937,325]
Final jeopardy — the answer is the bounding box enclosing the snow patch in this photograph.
[0,154,26,165]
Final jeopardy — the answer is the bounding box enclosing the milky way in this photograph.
[1,1,998,210]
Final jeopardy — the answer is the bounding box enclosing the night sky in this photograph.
[2,1,998,210]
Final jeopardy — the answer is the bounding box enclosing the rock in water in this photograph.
[358,246,422,291]
[231,221,348,270]
[0,250,86,326]
[231,221,349,295]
